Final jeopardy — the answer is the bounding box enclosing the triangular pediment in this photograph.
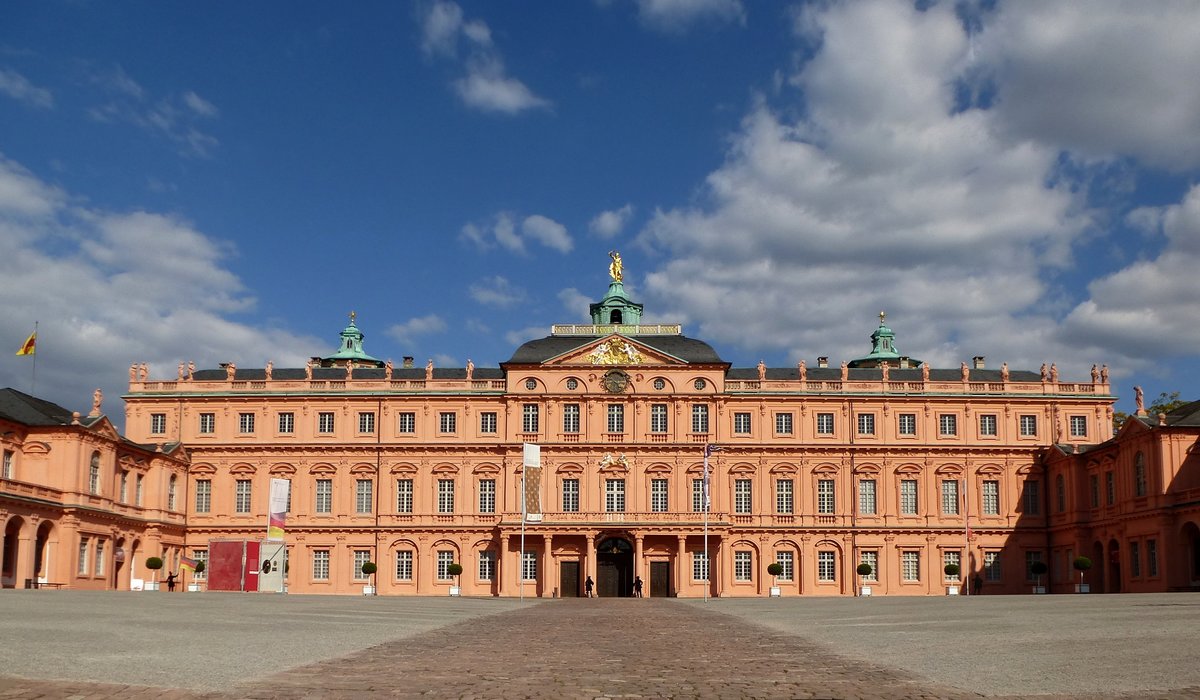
[545,335,687,366]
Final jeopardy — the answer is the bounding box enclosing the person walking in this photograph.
[585,576,594,598]
[633,576,643,598]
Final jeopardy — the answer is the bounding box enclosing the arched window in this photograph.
[168,475,178,511]
[610,310,622,323]
[1055,474,1065,512]
[89,452,101,494]
[1134,452,1147,497]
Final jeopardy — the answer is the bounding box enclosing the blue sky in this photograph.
[2,0,1199,427]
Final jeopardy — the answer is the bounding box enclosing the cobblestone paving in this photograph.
[3,599,1200,699]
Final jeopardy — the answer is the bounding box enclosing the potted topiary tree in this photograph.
[767,562,783,597]
[187,560,206,592]
[1073,556,1092,593]
[857,562,873,596]
[944,563,961,595]
[447,562,463,596]
[144,556,163,591]
[361,561,377,596]
[1031,560,1048,594]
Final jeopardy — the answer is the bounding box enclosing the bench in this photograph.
[36,581,66,589]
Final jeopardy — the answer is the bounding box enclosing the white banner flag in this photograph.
[267,478,290,541]
[523,443,542,522]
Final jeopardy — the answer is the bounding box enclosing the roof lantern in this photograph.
[588,250,645,326]
[848,311,921,368]
[320,311,385,367]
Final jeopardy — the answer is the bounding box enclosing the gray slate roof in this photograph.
[724,367,1044,383]
[507,335,725,365]
[1164,400,1200,427]
[191,367,506,382]
[0,388,76,426]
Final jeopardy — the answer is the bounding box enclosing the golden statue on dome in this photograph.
[608,250,623,282]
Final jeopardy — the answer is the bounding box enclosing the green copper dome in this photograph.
[321,311,384,367]
[848,312,921,368]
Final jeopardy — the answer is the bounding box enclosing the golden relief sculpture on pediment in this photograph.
[588,338,642,365]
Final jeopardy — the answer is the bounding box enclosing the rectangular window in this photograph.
[776,479,794,514]
[94,540,105,576]
[775,551,794,581]
[312,550,330,580]
[439,412,457,434]
[478,550,496,581]
[193,549,208,580]
[605,478,625,513]
[817,479,835,514]
[168,478,177,511]
[942,479,959,515]
[316,479,332,514]
[692,478,704,512]
[396,478,413,513]
[1106,471,1115,505]
[1069,415,1088,437]
[734,479,752,514]
[1135,459,1147,497]
[199,413,215,434]
[734,551,752,581]
[650,404,667,433]
[353,550,371,580]
[816,413,834,435]
[89,460,100,494]
[356,479,373,514]
[1024,551,1043,581]
[902,551,920,582]
[982,480,1000,515]
[692,551,709,581]
[523,404,539,433]
[979,414,997,436]
[734,412,752,434]
[857,413,875,435]
[318,412,334,434]
[898,413,916,436]
[150,413,166,434]
[358,412,375,434]
[900,479,918,515]
[522,551,537,581]
[859,479,877,515]
[1023,480,1040,515]
[818,551,836,582]
[651,478,668,513]
[395,550,413,580]
[135,474,143,505]
[195,479,211,513]
[1090,474,1100,508]
[607,404,625,433]
[398,412,416,433]
[939,414,957,436]
[692,404,709,433]
[438,479,455,513]
[239,413,255,434]
[479,479,496,513]
[438,550,454,580]
[860,551,878,581]
[775,412,793,435]
[1019,414,1037,436]
[2,449,12,479]
[944,550,961,579]
[562,478,580,512]
[984,551,1001,581]
[235,479,252,513]
[1148,539,1159,577]
[480,412,497,434]
[1130,541,1142,578]
[278,412,294,434]
[78,537,89,575]
[120,471,127,502]
[563,403,581,433]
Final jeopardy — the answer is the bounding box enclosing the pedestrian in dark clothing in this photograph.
[633,576,643,597]
[166,572,178,592]
[585,576,594,597]
[972,574,982,595]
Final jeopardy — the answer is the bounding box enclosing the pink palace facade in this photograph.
[6,258,1199,596]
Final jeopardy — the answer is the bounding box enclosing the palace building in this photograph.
[6,257,1196,596]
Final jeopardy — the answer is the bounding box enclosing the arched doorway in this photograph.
[34,521,54,586]
[1182,522,1200,587]
[113,537,127,590]
[2,517,24,588]
[596,537,633,597]
[1091,541,1105,593]
[1107,539,1121,593]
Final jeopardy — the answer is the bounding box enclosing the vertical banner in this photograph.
[523,443,542,523]
[267,478,290,541]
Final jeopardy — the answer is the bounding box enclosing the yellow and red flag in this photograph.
[15,332,36,356]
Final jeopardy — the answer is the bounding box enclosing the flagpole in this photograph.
[962,477,970,596]
[703,445,709,604]
[521,459,526,603]
[30,321,38,394]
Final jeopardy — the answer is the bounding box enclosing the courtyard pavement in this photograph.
[0,590,1198,699]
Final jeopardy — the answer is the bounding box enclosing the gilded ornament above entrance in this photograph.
[589,338,642,365]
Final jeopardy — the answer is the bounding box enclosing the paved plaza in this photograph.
[1,591,1199,699]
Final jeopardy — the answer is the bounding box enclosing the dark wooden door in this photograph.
[650,561,671,598]
[597,554,631,597]
[560,560,580,597]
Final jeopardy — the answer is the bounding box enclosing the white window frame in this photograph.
[816,412,834,435]
[522,404,539,433]
[312,550,330,580]
[979,414,997,436]
[522,551,537,581]
[900,479,918,515]
[775,412,793,435]
[776,479,794,514]
[355,478,373,514]
[650,403,667,433]
[859,479,877,515]
[395,550,413,580]
[562,478,580,512]
[605,478,626,513]
[734,478,752,514]
[438,478,455,513]
[479,478,496,513]
[437,550,454,580]
[199,413,215,434]
[982,480,1000,515]
[1019,414,1037,436]
[733,412,751,434]
[396,478,413,513]
[235,479,252,513]
[353,549,371,580]
[239,412,255,434]
[942,479,959,515]
[563,404,581,433]
[692,551,709,581]
[318,412,335,434]
[939,413,957,436]
[316,479,333,514]
[478,550,496,581]
[692,404,709,434]
[195,479,211,513]
[817,551,836,582]
[775,550,793,581]
[439,412,457,434]
[817,478,835,514]
[480,411,498,434]
[398,412,416,434]
[859,550,878,581]
[902,550,920,582]
[898,413,916,435]
[857,413,875,435]
[1069,415,1088,437]
[607,404,625,433]
[358,411,375,434]
[651,478,668,513]
[278,412,294,434]
[150,413,166,434]
[734,551,752,581]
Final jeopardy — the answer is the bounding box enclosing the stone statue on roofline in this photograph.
[922,362,930,382]
[187,361,195,381]
[880,361,889,382]
[840,361,848,381]
[466,359,474,381]
[1050,363,1058,383]
[961,362,969,382]
[177,362,185,381]
[225,363,236,381]
[1000,362,1009,382]
[385,359,393,381]
[1135,385,1145,415]
[1100,364,1109,383]
[1091,364,1100,384]
[797,359,806,381]
[1040,363,1049,382]
[265,361,273,380]
[91,388,103,416]
[426,358,434,381]
[757,359,766,380]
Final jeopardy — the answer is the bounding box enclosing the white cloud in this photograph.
[418,1,550,115]
[972,1,1200,170]
[469,276,527,307]
[558,287,593,320]
[521,214,572,253]
[86,66,219,157]
[182,90,218,117]
[0,67,53,109]
[0,154,319,429]
[386,314,448,344]
[505,325,549,346]
[589,204,633,238]
[634,0,745,32]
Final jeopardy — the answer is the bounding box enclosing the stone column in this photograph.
[634,533,644,591]
[545,534,555,598]
[497,533,510,597]
[676,535,687,597]
[585,533,596,592]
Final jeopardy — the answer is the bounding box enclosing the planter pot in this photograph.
[362,585,375,596]
[1032,586,1046,594]
[946,585,960,596]
[187,582,201,592]
[144,581,159,591]
[449,586,461,597]
[769,586,781,597]
[860,585,872,596]
[1075,583,1090,593]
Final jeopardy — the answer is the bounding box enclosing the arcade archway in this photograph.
[596,537,633,597]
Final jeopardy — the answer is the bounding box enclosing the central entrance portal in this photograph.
[596,537,633,597]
